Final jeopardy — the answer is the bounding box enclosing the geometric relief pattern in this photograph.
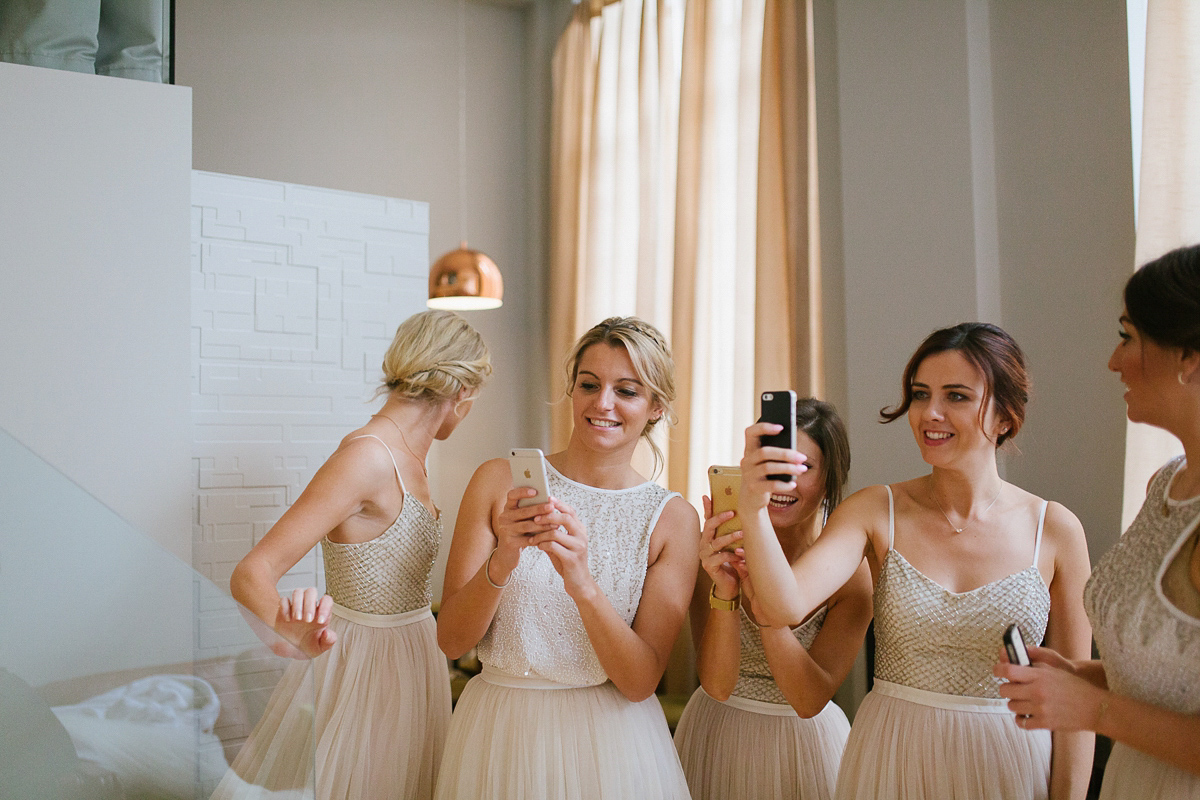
[190,170,428,656]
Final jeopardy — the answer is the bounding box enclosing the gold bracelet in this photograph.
[484,547,510,589]
[708,583,740,611]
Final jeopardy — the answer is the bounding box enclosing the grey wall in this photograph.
[175,0,559,598]
[819,0,1133,559]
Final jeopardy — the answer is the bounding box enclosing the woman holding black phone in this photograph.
[674,397,872,799]
[997,244,1200,799]
[740,323,1095,799]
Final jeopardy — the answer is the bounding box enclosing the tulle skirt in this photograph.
[673,686,850,800]
[211,604,451,800]
[434,667,690,800]
[1098,741,1200,799]
[834,679,1051,800]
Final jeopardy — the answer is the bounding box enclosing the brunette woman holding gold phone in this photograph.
[674,397,872,800]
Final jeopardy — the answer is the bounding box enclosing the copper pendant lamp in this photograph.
[427,0,503,311]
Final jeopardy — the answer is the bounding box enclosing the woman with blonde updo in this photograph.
[435,316,699,799]
[213,310,491,800]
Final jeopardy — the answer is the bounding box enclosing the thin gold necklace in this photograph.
[371,413,428,478]
[930,482,1003,534]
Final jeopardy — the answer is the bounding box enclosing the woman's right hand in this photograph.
[487,487,558,583]
[740,422,808,514]
[700,495,744,601]
[275,586,337,659]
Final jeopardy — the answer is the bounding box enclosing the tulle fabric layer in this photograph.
[211,608,450,800]
[834,687,1051,800]
[1098,741,1200,799]
[434,674,690,800]
[673,687,849,800]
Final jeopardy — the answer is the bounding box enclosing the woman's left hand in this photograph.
[529,498,598,600]
[995,645,1107,732]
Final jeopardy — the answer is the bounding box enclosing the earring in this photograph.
[1180,372,1189,386]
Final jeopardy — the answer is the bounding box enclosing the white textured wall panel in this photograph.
[191,171,429,631]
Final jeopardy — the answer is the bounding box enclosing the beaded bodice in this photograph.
[320,435,441,615]
[873,486,1051,698]
[732,605,826,704]
[477,463,677,686]
[1085,457,1200,714]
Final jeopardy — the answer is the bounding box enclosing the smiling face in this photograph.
[570,343,661,453]
[1109,312,1182,427]
[907,349,1007,466]
[766,430,827,529]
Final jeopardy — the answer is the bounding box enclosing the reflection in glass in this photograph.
[0,428,315,799]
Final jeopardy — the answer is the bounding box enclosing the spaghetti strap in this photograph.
[1032,499,1048,568]
[348,433,407,493]
[885,485,896,551]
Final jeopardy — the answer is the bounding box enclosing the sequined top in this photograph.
[873,485,1051,698]
[477,462,678,686]
[732,605,827,704]
[321,434,441,615]
[1085,457,1200,714]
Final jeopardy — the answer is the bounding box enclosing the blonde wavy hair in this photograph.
[564,316,677,474]
[376,310,492,402]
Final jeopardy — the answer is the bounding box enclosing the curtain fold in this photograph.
[548,0,819,509]
[1120,0,1198,529]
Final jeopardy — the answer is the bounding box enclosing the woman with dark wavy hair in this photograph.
[740,322,1094,799]
[998,243,1200,799]
[674,397,871,800]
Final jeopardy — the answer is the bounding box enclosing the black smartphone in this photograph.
[759,390,797,481]
[1003,623,1030,666]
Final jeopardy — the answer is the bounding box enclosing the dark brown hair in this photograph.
[880,322,1029,447]
[796,397,851,516]
[1124,244,1200,353]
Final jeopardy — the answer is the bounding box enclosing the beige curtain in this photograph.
[549,0,818,510]
[548,0,685,478]
[1120,0,1197,529]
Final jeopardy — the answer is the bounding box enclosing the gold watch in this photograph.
[709,583,741,611]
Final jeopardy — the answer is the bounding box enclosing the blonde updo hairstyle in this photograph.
[564,316,677,473]
[377,310,492,404]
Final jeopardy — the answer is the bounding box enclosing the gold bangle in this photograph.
[708,583,740,611]
[484,547,510,589]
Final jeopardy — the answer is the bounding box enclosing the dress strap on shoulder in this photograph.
[885,485,895,551]
[347,434,406,493]
[1032,499,1048,567]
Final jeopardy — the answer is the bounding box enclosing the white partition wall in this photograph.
[190,171,429,635]
[0,62,194,676]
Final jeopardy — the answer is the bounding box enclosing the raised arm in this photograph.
[738,422,877,628]
[435,458,554,659]
[691,497,747,701]
[533,495,700,702]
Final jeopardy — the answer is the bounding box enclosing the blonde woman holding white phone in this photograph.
[435,317,699,799]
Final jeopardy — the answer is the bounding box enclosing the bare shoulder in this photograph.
[315,433,399,488]
[658,494,700,536]
[466,457,513,496]
[1041,499,1088,552]
[830,483,893,524]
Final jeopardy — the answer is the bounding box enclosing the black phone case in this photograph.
[759,391,796,481]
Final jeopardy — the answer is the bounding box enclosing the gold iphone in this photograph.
[707,465,742,547]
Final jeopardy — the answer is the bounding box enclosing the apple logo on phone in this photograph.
[524,469,532,479]
[724,487,733,496]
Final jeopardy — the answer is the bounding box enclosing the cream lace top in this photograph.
[320,434,441,615]
[1085,457,1200,714]
[477,463,678,686]
[873,485,1051,698]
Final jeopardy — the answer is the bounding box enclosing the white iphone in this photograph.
[509,448,551,508]
[1003,623,1030,666]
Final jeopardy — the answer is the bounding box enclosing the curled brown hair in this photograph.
[880,322,1029,447]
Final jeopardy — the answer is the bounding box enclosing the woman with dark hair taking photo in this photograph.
[998,243,1200,798]
[740,323,1094,799]
[674,398,872,799]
